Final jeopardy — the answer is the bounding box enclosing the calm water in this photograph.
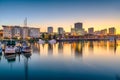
[0,41,120,80]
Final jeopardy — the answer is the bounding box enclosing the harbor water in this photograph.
[0,41,120,80]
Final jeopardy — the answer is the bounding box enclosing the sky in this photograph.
[0,0,120,33]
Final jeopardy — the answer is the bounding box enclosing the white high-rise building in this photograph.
[13,26,22,38]
[22,27,29,39]
[29,28,40,38]
[2,25,13,39]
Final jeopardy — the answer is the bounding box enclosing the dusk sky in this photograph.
[0,0,120,33]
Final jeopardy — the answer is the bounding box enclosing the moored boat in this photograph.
[4,40,16,54]
[4,53,16,62]
[15,42,22,53]
[48,39,56,44]
[22,46,31,53]
[21,41,31,53]
[38,39,45,44]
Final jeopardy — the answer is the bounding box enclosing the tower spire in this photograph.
[24,17,27,27]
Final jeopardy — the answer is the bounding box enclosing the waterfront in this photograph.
[0,41,120,80]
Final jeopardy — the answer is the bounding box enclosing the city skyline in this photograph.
[0,0,120,33]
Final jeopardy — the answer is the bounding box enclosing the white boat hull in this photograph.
[22,50,31,53]
[49,39,56,44]
[22,46,31,53]
[5,47,16,54]
[5,50,16,54]
[38,39,45,44]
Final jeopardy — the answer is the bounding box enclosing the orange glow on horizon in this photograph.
[0,20,120,34]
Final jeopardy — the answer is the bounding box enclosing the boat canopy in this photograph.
[7,41,16,46]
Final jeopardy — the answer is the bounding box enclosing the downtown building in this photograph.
[58,27,64,39]
[13,26,22,38]
[29,27,40,38]
[74,22,83,30]
[109,27,116,35]
[94,30,101,35]
[2,25,40,39]
[22,27,29,39]
[47,27,53,34]
[74,22,85,35]
[58,27,64,35]
[100,29,107,35]
[2,25,14,39]
[71,28,76,35]
[88,27,94,34]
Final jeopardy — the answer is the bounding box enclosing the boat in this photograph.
[38,39,45,44]
[21,42,31,53]
[4,53,16,62]
[23,52,32,58]
[48,39,56,44]
[15,42,22,53]
[15,46,22,53]
[22,46,31,53]
[4,40,16,54]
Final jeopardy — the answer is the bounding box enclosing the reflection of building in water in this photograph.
[99,41,107,49]
[48,44,53,55]
[96,41,107,50]
[24,53,31,80]
[72,42,83,58]
[103,41,107,48]
[88,41,94,53]
[114,40,117,53]
[42,44,45,50]
[108,41,117,53]
[71,42,76,54]
[32,43,40,54]
[58,42,63,54]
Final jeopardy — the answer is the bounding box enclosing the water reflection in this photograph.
[2,41,118,63]
[24,53,31,80]
[72,42,83,58]
[0,41,120,80]
[32,43,40,54]
[88,41,94,54]
[4,54,16,63]
[58,42,63,54]
[33,41,119,58]
[108,41,117,53]
[48,44,53,55]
